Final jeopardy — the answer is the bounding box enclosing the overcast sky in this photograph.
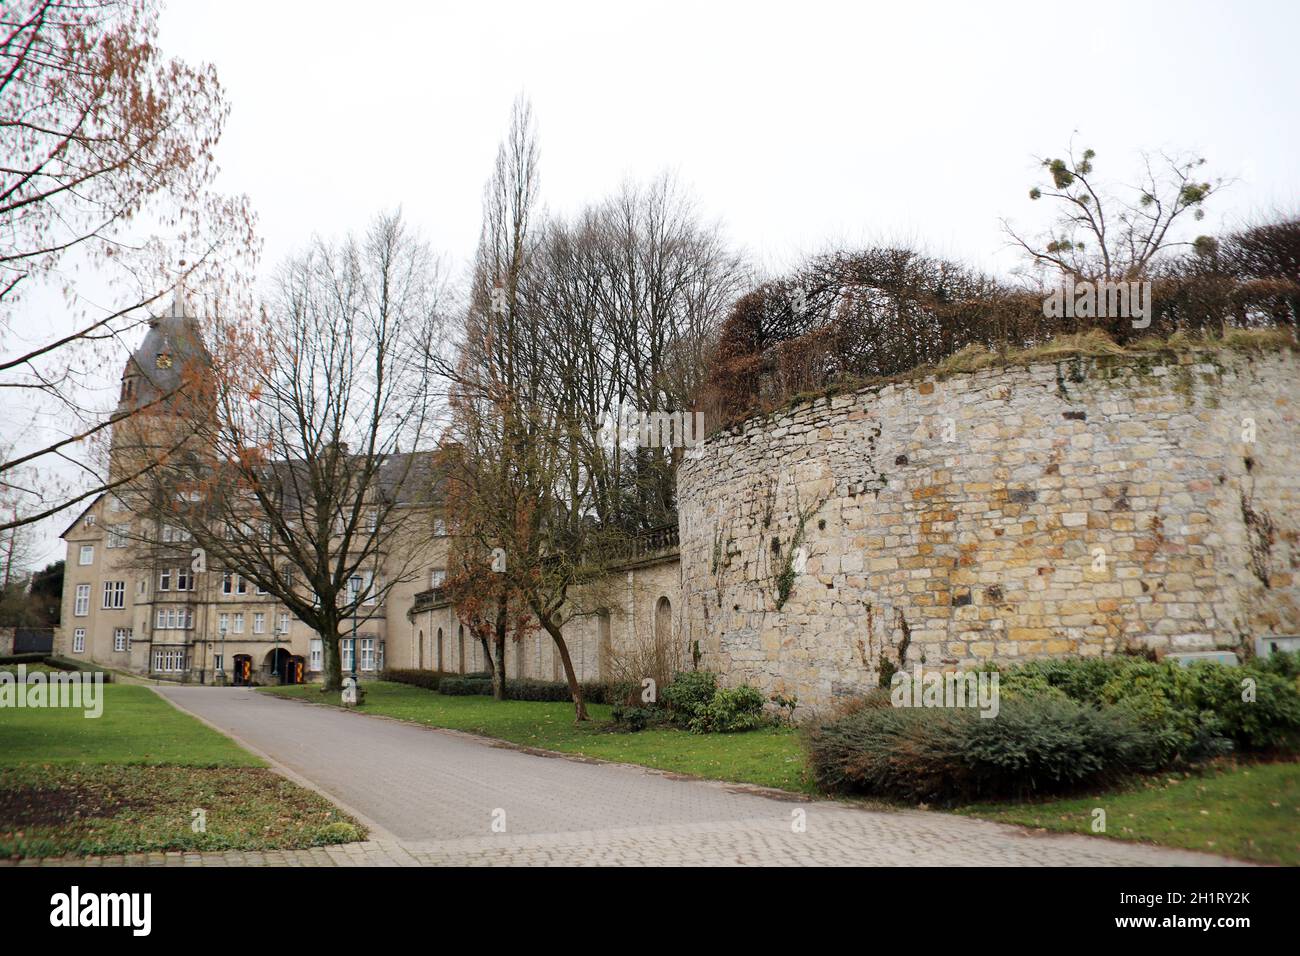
[10,0,1300,564]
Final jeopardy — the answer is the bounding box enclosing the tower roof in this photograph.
[117,289,212,415]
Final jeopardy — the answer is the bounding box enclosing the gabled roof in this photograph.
[58,494,105,540]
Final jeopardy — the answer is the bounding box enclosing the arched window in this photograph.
[654,596,672,649]
[417,630,424,669]
[457,625,465,674]
[436,627,444,672]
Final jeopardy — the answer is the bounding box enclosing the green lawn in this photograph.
[0,685,261,767]
[0,685,365,857]
[262,681,815,793]
[958,760,1300,866]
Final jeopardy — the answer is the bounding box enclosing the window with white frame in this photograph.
[341,638,354,672]
[113,628,130,652]
[79,545,94,565]
[218,612,229,634]
[360,637,375,671]
[74,584,90,616]
[72,628,85,653]
[102,580,125,609]
[278,612,290,635]
[155,607,193,630]
[161,523,191,543]
[152,648,185,672]
[106,524,128,548]
[176,567,193,591]
[232,612,244,634]
[158,568,171,591]
[434,517,446,536]
[109,495,127,512]
[378,639,385,671]
[222,572,247,595]
[253,612,265,634]
[430,569,446,588]
[309,639,322,671]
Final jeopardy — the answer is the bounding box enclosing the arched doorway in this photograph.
[264,647,291,684]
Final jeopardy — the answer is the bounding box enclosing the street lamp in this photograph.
[217,619,227,686]
[349,574,362,683]
[273,619,284,684]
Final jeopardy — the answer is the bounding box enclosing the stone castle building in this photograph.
[58,300,1299,712]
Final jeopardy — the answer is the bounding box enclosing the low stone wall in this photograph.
[678,347,1300,716]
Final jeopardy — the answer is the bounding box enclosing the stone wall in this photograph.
[678,347,1300,716]
[408,554,682,685]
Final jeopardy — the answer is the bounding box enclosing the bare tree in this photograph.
[1,0,255,533]
[121,212,445,691]
[444,104,745,720]
[442,96,541,701]
[1005,142,1222,283]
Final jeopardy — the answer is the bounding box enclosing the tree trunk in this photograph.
[493,593,509,700]
[541,616,587,722]
[320,618,343,692]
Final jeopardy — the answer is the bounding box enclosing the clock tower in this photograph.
[108,288,214,483]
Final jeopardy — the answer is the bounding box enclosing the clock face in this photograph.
[156,352,173,369]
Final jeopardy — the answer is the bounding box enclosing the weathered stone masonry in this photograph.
[678,349,1300,715]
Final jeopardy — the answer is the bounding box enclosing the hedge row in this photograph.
[381,668,611,704]
[379,668,488,692]
[808,653,1300,804]
[808,694,1162,803]
[0,654,113,681]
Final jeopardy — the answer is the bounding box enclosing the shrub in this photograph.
[690,684,768,733]
[1252,649,1300,681]
[807,696,1161,803]
[997,655,1300,758]
[438,676,493,696]
[662,670,717,724]
[610,704,655,732]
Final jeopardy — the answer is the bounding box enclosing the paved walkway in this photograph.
[24,687,1252,866]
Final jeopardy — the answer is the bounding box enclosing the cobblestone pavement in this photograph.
[15,687,1252,867]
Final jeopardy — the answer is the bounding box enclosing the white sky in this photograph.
[8,0,1300,565]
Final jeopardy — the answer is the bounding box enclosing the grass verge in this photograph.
[261,681,815,793]
[957,759,1300,866]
